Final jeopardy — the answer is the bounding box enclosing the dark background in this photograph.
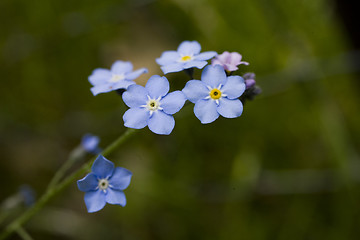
[1,0,359,239]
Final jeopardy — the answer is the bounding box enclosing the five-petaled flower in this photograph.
[77,155,132,213]
[182,65,246,124]
[156,41,217,74]
[211,51,249,72]
[88,60,147,96]
[122,75,186,135]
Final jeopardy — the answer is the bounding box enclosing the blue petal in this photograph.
[183,60,207,69]
[217,98,243,118]
[88,69,111,85]
[125,68,148,80]
[122,84,148,108]
[109,167,132,190]
[90,83,116,96]
[201,65,227,88]
[105,189,126,206]
[77,173,98,192]
[148,111,175,135]
[160,91,186,115]
[91,155,115,179]
[177,41,201,55]
[123,108,149,129]
[111,80,135,91]
[111,61,133,74]
[194,99,219,124]
[221,76,246,99]
[195,51,217,61]
[182,80,209,103]
[156,51,180,65]
[84,190,106,213]
[161,63,184,74]
[145,75,169,98]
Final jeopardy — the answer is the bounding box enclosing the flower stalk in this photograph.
[0,129,137,240]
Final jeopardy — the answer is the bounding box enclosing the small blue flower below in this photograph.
[122,75,186,135]
[156,41,217,74]
[88,60,147,96]
[77,155,132,213]
[182,65,246,124]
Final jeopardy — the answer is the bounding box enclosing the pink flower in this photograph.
[211,51,249,72]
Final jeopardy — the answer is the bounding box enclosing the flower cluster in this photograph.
[79,41,260,213]
[87,41,258,134]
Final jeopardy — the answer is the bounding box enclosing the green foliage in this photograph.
[0,0,359,239]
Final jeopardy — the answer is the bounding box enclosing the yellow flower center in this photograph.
[109,74,125,83]
[180,55,192,62]
[209,88,222,99]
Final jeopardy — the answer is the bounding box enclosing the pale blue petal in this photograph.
[183,60,207,69]
[105,189,126,206]
[195,51,217,61]
[221,76,246,99]
[91,155,114,179]
[194,99,219,124]
[182,80,209,103]
[160,91,186,115]
[201,65,227,88]
[109,167,132,190]
[177,41,201,55]
[125,68,148,80]
[77,173,98,192]
[88,69,111,85]
[148,111,175,135]
[90,83,116,96]
[217,98,243,118]
[111,80,135,91]
[122,84,148,108]
[156,51,180,65]
[145,75,169,98]
[111,61,133,74]
[123,108,149,129]
[84,190,106,213]
[161,63,184,74]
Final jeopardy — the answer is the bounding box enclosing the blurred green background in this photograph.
[1,0,360,239]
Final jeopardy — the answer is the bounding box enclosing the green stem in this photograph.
[16,227,33,240]
[0,129,137,240]
[47,147,84,191]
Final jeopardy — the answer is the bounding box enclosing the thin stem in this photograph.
[16,227,33,240]
[47,147,84,191]
[0,128,137,240]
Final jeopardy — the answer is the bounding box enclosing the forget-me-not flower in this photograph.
[77,155,132,213]
[182,65,246,124]
[122,75,186,135]
[88,60,147,96]
[211,51,249,72]
[156,41,217,74]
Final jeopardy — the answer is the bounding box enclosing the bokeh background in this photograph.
[1,0,359,239]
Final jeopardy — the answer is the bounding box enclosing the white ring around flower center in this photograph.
[98,178,109,191]
[109,74,125,83]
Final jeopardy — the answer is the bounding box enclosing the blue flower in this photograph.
[81,134,101,154]
[88,60,148,96]
[122,75,186,135]
[77,155,132,213]
[182,65,246,124]
[156,41,217,74]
